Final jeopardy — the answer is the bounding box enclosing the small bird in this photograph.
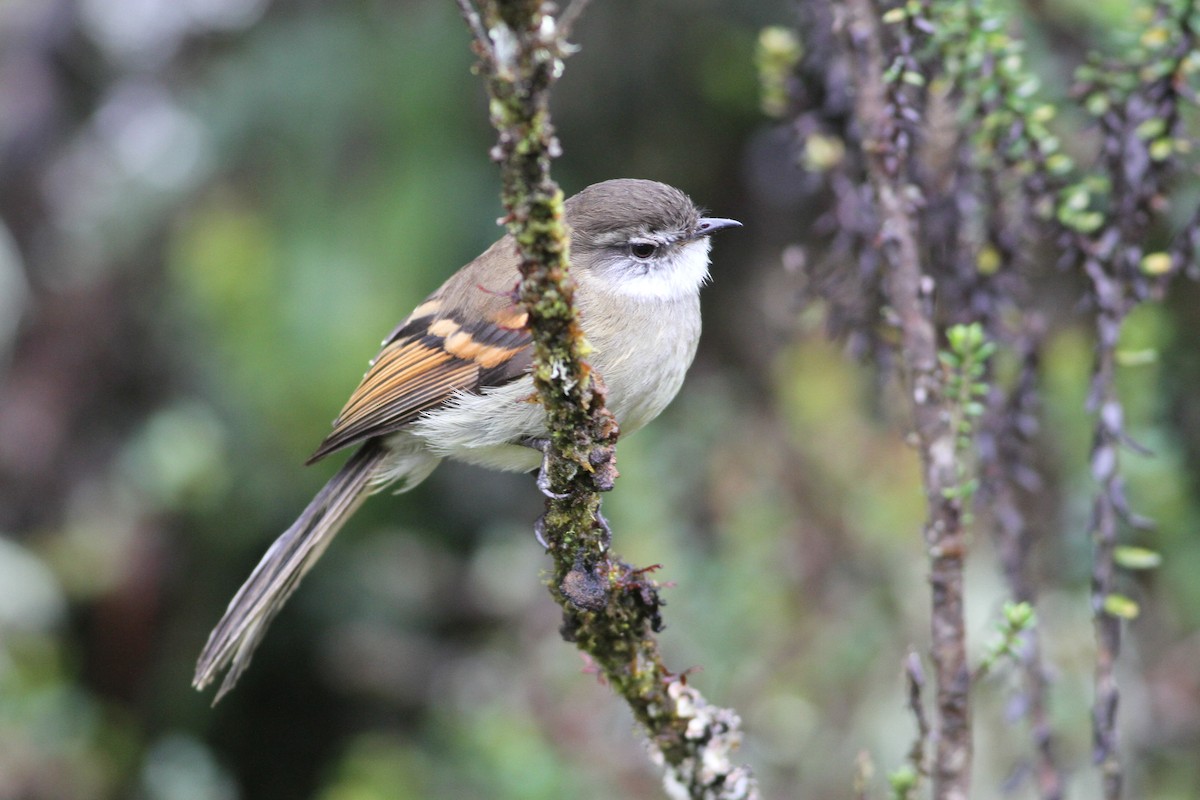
[193,179,740,700]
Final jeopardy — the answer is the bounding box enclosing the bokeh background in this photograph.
[2,0,1200,798]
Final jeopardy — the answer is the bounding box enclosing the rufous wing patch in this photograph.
[443,330,520,369]
[491,307,529,331]
[306,304,534,464]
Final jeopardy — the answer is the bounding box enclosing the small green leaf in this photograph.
[1135,117,1167,140]
[1115,348,1158,367]
[977,244,1002,274]
[1103,593,1140,619]
[1002,600,1035,629]
[1070,211,1104,234]
[1140,252,1173,275]
[1114,546,1162,570]
[1149,138,1174,161]
[1064,189,1090,211]
[884,57,905,83]
[1140,25,1170,48]
[1031,103,1056,123]
[1085,93,1110,116]
[1046,153,1074,175]
[889,765,919,798]
[1014,76,1040,98]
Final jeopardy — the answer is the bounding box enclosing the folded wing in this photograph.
[307,297,533,463]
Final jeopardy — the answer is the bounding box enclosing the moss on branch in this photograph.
[456,1,758,797]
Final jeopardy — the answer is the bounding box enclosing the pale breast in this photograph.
[580,291,702,437]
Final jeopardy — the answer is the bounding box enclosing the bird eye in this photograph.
[630,242,658,259]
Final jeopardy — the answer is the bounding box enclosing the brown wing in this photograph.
[306,296,532,464]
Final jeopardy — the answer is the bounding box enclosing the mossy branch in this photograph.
[456,2,758,797]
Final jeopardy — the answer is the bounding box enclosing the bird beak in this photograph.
[693,217,742,239]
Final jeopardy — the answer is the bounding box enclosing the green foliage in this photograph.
[933,0,1073,177]
[1113,544,1162,569]
[755,27,802,119]
[975,601,1037,679]
[938,323,996,511]
[887,764,920,800]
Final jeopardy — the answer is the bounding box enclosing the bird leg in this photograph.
[524,438,611,550]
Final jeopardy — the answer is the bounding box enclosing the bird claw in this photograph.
[526,437,569,499]
[594,508,612,548]
[537,466,569,500]
[534,502,611,552]
[526,438,610,550]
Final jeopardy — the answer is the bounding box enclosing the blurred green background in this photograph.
[1,0,1199,798]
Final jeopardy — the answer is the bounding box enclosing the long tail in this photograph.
[194,440,387,702]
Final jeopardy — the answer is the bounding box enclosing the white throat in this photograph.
[608,238,712,301]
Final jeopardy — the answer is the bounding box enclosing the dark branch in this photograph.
[840,1,973,798]
[461,3,758,797]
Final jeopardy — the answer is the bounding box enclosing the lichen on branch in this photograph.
[455,2,758,797]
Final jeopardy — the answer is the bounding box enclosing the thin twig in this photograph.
[1068,7,1198,797]
[453,0,489,54]
[841,1,973,798]
[558,0,592,39]
[904,650,930,781]
[1086,294,1127,800]
[984,333,1064,800]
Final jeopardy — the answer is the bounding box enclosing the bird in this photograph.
[193,178,741,701]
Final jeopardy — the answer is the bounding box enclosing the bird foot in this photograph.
[525,437,569,499]
[533,505,611,550]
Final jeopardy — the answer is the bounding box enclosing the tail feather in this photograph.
[194,440,387,702]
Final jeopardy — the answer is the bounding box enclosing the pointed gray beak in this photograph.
[693,217,742,239]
